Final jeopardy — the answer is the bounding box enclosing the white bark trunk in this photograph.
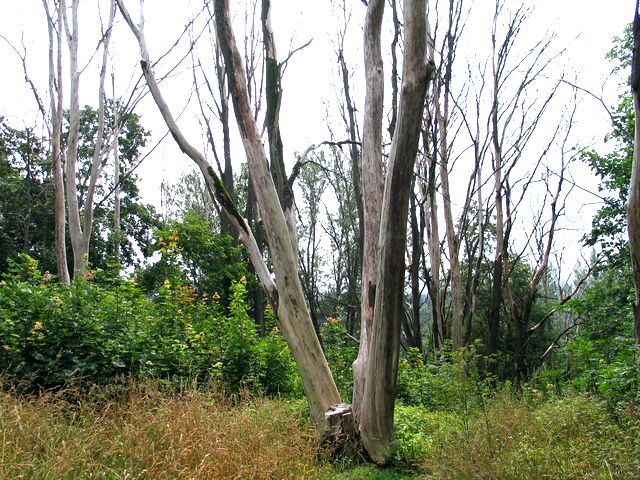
[352,0,385,429]
[62,0,116,278]
[62,0,84,277]
[44,0,70,284]
[359,0,432,463]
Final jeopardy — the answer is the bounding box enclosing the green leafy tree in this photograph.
[0,118,56,273]
[67,102,158,270]
[583,26,634,265]
[138,213,248,306]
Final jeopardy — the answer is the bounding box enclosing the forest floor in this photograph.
[1,380,638,479]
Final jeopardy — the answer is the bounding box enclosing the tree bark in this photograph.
[113,104,122,265]
[630,0,640,345]
[63,0,116,278]
[352,0,385,428]
[359,0,433,463]
[261,0,297,255]
[424,140,444,350]
[487,6,505,366]
[407,188,424,351]
[215,0,341,427]
[43,0,70,284]
[437,97,463,351]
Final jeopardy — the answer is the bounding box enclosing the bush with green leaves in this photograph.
[395,342,493,414]
[0,255,300,395]
[541,265,640,411]
[321,317,358,398]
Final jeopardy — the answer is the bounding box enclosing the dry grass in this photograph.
[0,381,328,479]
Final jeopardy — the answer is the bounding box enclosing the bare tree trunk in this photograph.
[247,178,266,336]
[119,0,431,463]
[487,3,505,366]
[217,46,235,237]
[359,0,433,463]
[463,163,485,344]
[336,42,364,295]
[262,0,297,254]
[43,0,70,284]
[216,0,342,427]
[62,0,83,277]
[63,0,116,278]
[407,188,424,352]
[120,0,339,425]
[424,139,444,350]
[437,98,463,350]
[113,102,122,265]
[352,0,385,427]
[630,0,640,345]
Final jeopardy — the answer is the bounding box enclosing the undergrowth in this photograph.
[1,380,638,479]
[0,380,325,479]
[420,393,640,479]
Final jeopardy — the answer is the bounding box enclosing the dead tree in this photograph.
[117,0,433,463]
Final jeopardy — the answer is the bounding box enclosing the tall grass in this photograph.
[0,381,327,479]
[420,393,640,479]
[2,380,639,479]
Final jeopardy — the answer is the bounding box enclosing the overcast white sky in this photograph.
[0,0,634,277]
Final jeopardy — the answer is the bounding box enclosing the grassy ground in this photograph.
[1,381,638,479]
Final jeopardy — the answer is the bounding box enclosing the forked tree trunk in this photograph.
[44,0,70,284]
[120,0,339,426]
[358,0,433,463]
[63,0,116,278]
[118,0,432,463]
[630,0,640,346]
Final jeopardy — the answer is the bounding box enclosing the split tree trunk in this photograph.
[119,0,432,463]
[63,0,116,278]
[358,0,433,463]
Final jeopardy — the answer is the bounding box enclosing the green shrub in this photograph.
[396,343,492,414]
[0,255,300,396]
[392,405,461,467]
[321,317,358,398]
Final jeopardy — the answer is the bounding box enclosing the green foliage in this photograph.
[564,336,640,411]
[392,406,460,468]
[0,110,157,275]
[0,119,55,273]
[544,266,640,411]
[138,213,248,307]
[582,25,634,266]
[321,317,358,398]
[396,343,493,414]
[0,255,299,396]
[72,102,158,270]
